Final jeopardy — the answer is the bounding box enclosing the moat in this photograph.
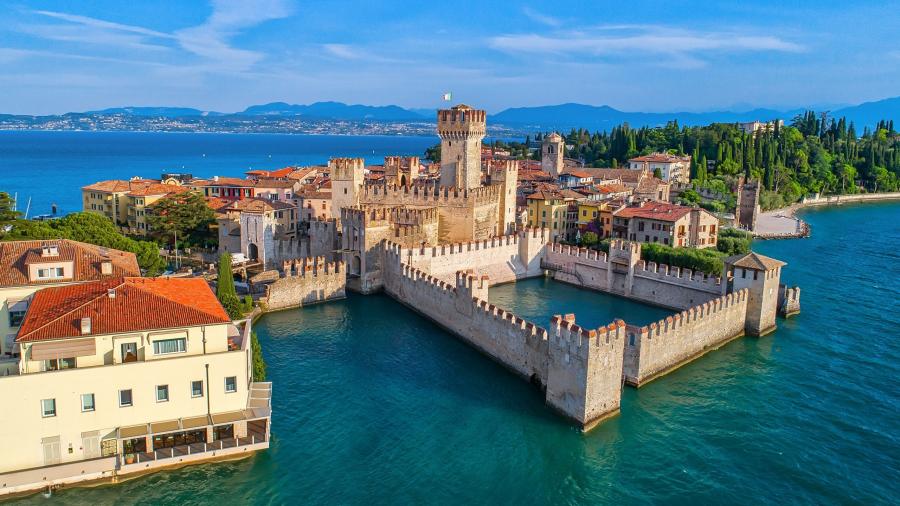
[14,202,900,504]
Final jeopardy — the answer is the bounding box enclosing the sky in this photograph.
[1,0,899,115]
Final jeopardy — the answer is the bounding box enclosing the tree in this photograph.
[251,331,267,381]
[216,253,242,319]
[146,191,216,248]
[581,231,599,247]
[0,192,21,237]
[2,211,166,275]
[424,144,441,162]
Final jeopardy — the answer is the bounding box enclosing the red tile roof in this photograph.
[614,202,694,222]
[0,240,140,288]
[82,180,134,193]
[126,182,190,197]
[16,277,231,342]
[629,153,691,163]
[224,197,295,213]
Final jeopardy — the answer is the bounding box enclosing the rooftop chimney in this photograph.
[107,289,116,299]
[80,317,91,335]
[101,260,113,275]
[41,244,59,257]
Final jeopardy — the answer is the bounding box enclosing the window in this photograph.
[156,385,169,402]
[41,398,56,417]
[153,338,186,355]
[343,188,348,195]
[119,389,133,407]
[191,380,204,398]
[121,342,138,363]
[37,267,65,279]
[81,393,95,412]
[8,309,26,327]
[45,357,76,371]
[225,376,237,393]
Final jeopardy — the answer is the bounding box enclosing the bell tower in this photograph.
[437,104,486,190]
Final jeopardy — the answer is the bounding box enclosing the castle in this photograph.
[263,104,800,432]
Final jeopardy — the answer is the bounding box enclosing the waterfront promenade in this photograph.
[754,191,900,239]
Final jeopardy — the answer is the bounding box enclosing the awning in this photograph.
[181,415,210,429]
[30,337,96,360]
[119,424,149,439]
[150,420,181,434]
[211,411,246,425]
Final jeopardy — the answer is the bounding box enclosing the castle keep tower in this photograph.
[330,158,365,223]
[437,104,486,190]
[489,160,519,235]
[735,177,761,231]
[725,252,785,336]
[542,132,565,178]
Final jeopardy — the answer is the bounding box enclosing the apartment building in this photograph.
[0,277,271,498]
[82,179,189,235]
[525,188,582,240]
[612,201,719,248]
[0,240,141,376]
[628,153,691,184]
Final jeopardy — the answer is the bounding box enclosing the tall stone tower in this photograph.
[542,132,565,178]
[735,177,761,231]
[329,157,364,223]
[437,104,486,190]
[489,160,519,235]
[725,252,785,336]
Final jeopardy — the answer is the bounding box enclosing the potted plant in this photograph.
[124,453,135,465]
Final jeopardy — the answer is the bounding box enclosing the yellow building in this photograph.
[82,179,187,235]
[525,188,581,239]
[0,276,272,498]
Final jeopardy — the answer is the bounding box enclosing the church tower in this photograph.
[542,132,565,178]
[437,104,486,190]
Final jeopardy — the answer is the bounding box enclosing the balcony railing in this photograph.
[121,432,267,466]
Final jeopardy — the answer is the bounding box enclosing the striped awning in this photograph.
[30,337,96,360]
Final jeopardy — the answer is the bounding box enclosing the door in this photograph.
[121,342,137,363]
[42,436,61,465]
[82,431,100,459]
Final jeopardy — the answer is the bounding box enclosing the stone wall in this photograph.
[385,227,548,285]
[778,284,801,317]
[544,241,723,309]
[382,250,627,431]
[622,289,748,386]
[263,257,346,311]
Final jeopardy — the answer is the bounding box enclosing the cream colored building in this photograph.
[628,154,691,184]
[82,178,188,235]
[612,201,719,248]
[0,240,141,376]
[0,276,271,498]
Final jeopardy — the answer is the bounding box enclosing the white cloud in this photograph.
[522,7,561,27]
[489,24,804,68]
[322,43,361,60]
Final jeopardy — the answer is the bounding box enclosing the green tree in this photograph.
[581,231,599,247]
[2,212,166,275]
[251,331,267,382]
[424,144,441,162]
[0,192,22,237]
[216,253,242,319]
[146,191,216,248]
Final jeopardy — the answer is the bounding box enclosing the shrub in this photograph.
[251,331,266,382]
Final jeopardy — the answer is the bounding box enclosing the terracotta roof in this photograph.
[595,183,631,194]
[225,197,295,213]
[126,183,190,197]
[629,153,691,163]
[81,180,134,193]
[247,167,296,178]
[563,170,593,179]
[726,252,785,271]
[287,167,320,181]
[0,240,140,288]
[192,177,254,187]
[614,202,694,222]
[252,178,296,189]
[576,168,643,183]
[16,277,231,342]
[526,188,583,201]
[546,132,563,142]
[204,196,232,212]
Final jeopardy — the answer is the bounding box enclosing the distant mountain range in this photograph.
[10,96,900,133]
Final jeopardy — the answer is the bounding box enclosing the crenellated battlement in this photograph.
[281,256,344,278]
[329,157,365,181]
[550,314,626,359]
[778,284,801,317]
[436,106,487,138]
[633,289,747,338]
[361,180,502,207]
[633,260,722,290]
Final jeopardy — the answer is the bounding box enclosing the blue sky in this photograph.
[1,0,898,114]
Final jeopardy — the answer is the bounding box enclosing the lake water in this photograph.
[4,132,899,504]
[0,131,435,216]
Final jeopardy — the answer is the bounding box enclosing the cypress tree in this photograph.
[216,253,242,319]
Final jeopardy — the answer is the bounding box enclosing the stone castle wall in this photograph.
[622,289,748,386]
[778,284,801,317]
[544,242,723,309]
[385,227,548,285]
[382,253,627,430]
[264,257,346,311]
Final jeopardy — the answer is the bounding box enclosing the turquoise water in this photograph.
[4,131,899,504]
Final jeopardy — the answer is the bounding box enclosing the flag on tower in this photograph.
[442,92,452,102]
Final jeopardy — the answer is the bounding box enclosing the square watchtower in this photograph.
[437,104,486,190]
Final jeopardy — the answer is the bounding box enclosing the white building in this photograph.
[628,153,692,184]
